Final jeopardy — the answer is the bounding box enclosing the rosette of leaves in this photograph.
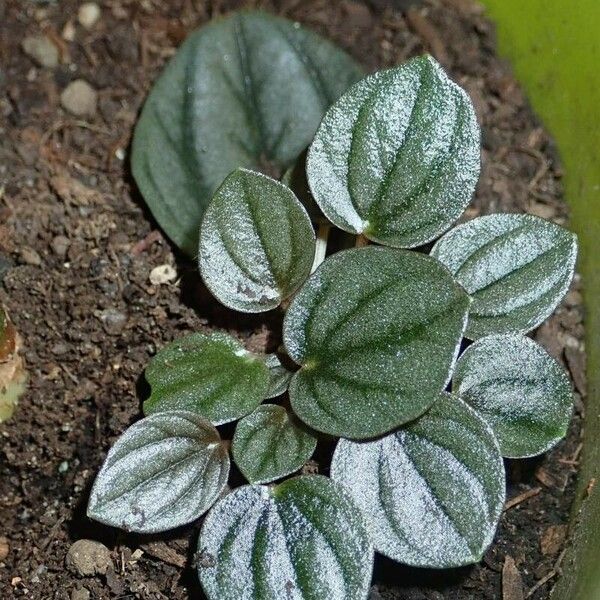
[89,39,579,600]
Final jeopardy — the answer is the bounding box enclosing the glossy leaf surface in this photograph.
[131,11,362,256]
[88,411,229,533]
[431,213,578,338]
[331,394,505,568]
[232,404,317,484]
[453,334,573,457]
[199,169,315,312]
[306,55,480,247]
[144,332,269,425]
[264,353,294,398]
[198,475,373,600]
[283,246,470,439]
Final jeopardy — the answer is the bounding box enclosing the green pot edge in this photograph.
[478,2,600,598]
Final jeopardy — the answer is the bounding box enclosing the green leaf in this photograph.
[306,55,480,248]
[283,246,471,439]
[144,332,269,425]
[431,213,578,339]
[87,411,229,533]
[131,10,362,256]
[198,475,373,600]
[199,169,315,312]
[330,394,505,568]
[232,404,317,484]
[264,354,294,398]
[453,334,573,457]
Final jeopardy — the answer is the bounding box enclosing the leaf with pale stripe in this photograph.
[144,332,269,425]
[331,394,505,568]
[232,404,317,484]
[283,246,470,439]
[306,55,480,248]
[431,213,578,339]
[199,169,316,312]
[198,475,373,600]
[453,334,573,457]
[87,411,229,533]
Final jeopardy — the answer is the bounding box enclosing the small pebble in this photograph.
[51,235,71,258]
[20,247,42,266]
[62,21,77,42]
[149,264,177,285]
[60,80,97,118]
[71,587,91,600]
[51,342,69,356]
[66,539,111,577]
[21,35,59,69]
[78,3,101,29]
[98,308,127,335]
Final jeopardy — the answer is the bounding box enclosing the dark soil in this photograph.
[0,0,586,598]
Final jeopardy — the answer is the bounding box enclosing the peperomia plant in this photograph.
[88,12,578,600]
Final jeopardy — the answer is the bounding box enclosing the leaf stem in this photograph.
[311,222,330,273]
[355,234,369,248]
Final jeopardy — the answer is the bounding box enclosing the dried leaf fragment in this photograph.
[0,308,27,423]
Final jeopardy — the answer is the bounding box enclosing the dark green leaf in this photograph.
[431,213,578,339]
[283,246,471,439]
[198,475,373,599]
[264,354,294,398]
[306,55,480,248]
[131,11,362,256]
[199,169,315,312]
[144,332,269,424]
[87,411,229,533]
[232,404,317,484]
[330,394,505,568]
[453,334,573,457]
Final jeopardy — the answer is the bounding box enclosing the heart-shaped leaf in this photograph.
[232,404,317,484]
[283,246,470,439]
[131,11,362,256]
[198,475,373,600]
[330,394,505,568]
[144,332,269,425]
[264,354,294,399]
[306,55,480,248]
[453,334,573,457]
[199,169,316,312]
[87,411,229,533]
[431,214,578,339]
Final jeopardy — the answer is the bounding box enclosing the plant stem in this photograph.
[311,222,330,273]
[355,234,369,247]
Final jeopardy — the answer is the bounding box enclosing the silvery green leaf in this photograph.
[199,169,315,313]
[232,404,317,484]
[283,246,470,439]
[264,353,294,398]
[131,11,362,256]
[198,475,373,600]
[330,394,505,568]
[87,411,229,533]
[453,334,573,457]
[431,213,578,339]
[144,332,269,425]
[306,55,480,248]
